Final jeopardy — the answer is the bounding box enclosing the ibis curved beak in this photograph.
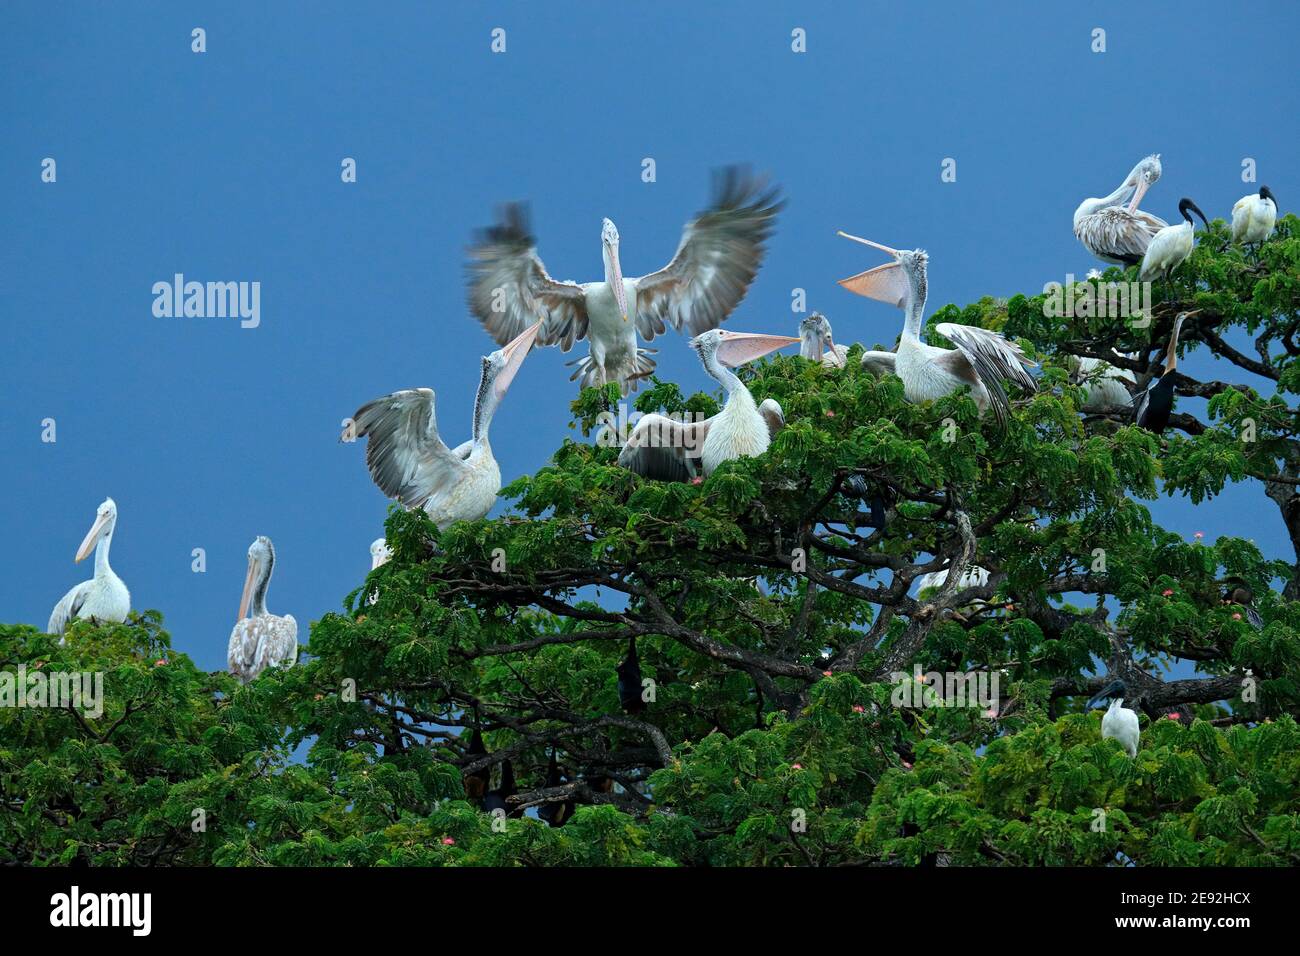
[237,555,259,622]
[75,512,110,563]
[606,239,628,322]
[493,321,541,401]
[716,331,800,368]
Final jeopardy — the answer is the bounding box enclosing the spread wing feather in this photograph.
[345,389,469,509]
[934,323,1037,427]
[618,413,709,482]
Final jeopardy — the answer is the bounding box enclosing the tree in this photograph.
[4,216,1298,866]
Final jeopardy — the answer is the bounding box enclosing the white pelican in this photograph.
[1070,354,1136,412]
[1074,155,1167,265]
[1088,679,1140,757]
[618,328,798,481]
[47,498,130,639]
[836,233,1037,426]
[798,313,848,368]
[344,322,540,529]
[370,537,392,569]
[1232,185,1278,251]
[227,536,298,682]
[916,565,990,596]
[466,167,781,395]
[1140,198,1208,289]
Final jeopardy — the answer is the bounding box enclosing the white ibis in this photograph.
[1140,198,1208,291]
[47,498,130,639]
[1073,155,1167,265]
[618,328,797,481]
[343,322,540,529]
[227,536,298,682]
[1088,679,1140,757]
[836,232,1037,426]
[466,167,781,395]
[798,312,848,368]
[1232,185,1278,254]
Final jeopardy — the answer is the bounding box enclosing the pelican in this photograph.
[799,312,848,368]
[227,536,298,682]
[1140,198,1208,290]
[916,565,990,596]
[1134,311,1197,433]
[836,233,1037,426]
[1088,679,1140,757]
[1074,155,1167,265]
[466,167,781,395]
[47,498,130,639]
[1070,354,1136,412]
[1232,185,1278,252]
[618,328,797,481]
[370,537,392,569]
[343,322,540,529]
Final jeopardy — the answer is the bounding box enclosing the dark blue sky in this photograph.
[3,1,1297,671]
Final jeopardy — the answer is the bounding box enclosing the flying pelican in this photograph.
[1088,679,1140,757]
[1070,354,1136,413]
[617,328,797,481]
[1140,198,1208,291]
[227,536,298,682]
[836,233,1037,426]
[1074,155,1167,265]
[47,498,130,639]
[343,322,540,529]
[799,312,848,368]
[1134,311,1197,433]
[1232,185,1278,253]
[466,167,782,395]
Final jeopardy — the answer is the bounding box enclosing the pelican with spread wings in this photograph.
[466,167,782,395]
[343,322,540,529]
[836,233,1037,425]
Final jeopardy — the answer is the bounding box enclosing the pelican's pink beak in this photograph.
[493,321,541,401]
[75,511,110,563]
[837,231,899,256]
[716,331,801,368]
[237,554,260,623]
[606,237,628,322]
[1127,177,1152,212]
[835,232,907,307]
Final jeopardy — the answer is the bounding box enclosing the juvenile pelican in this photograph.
[799,312,848,368]
[1070,354,1137,412]
[1140,198,1208,290]
[466,167,781,395]
[228,536,298,682]
[1232,185,1278,252]
[1134,311,1197,434]
[1088,679,1140,757]
[344,322,540,529]
[1074,155,1167,265]
[618,328,798,481]
[836,233,1037,426]
[47,498,130,639]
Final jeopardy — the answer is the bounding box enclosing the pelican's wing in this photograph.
[1092,207,1167,264]
[253,614,299,676]
[934,323,1037,427]
[466,203,589,350]
[633,167,782,341]
[822,344,849,369]
[345,389,470,509]
[758,398,785,439]
[228,619,259,681]
[47,580,92,637]
[618,413,709,482]
[860,350,897,376]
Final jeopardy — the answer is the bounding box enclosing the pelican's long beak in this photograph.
[837,231,898,256]
[75,512,110,563]
[1127,177,1152,212]
[607,239,629,322]
[494,321,541,400]
[237,555,259,623]
[836,232,909,306]
[716,331,801,368]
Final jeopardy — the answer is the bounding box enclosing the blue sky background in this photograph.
[2,1,1297,673]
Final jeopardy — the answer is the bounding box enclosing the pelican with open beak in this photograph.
[228,535,298,682]
[47,497,131,639]
[344,321,541,530]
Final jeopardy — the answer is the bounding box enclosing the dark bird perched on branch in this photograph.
[843,474,893,531]
[462,720,491,803]
[1220,576,1264,629]
[482,759,518,817]
[1135,311,1197,434]
[617,637,645,713]
[537,747,575,827]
